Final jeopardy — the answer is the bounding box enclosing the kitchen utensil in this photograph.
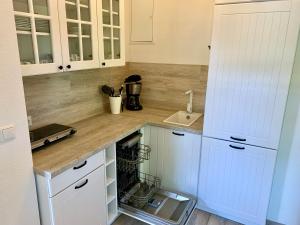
[119,84,124,96]
[102,85,114,96]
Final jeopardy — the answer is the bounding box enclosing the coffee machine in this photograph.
[125,75,143,111]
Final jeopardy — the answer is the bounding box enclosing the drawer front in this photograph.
[51,165,106,225]
[49,150,104,197]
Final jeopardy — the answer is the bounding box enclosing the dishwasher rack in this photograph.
[116,132,160,208]
[116,131,197,225]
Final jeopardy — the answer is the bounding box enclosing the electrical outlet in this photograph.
[27,116,32,127]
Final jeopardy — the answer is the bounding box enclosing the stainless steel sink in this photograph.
[163,111,202,127]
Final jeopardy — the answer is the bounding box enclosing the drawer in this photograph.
[49,150,104,197]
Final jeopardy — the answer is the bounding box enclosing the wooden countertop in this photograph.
[32,107,203,178]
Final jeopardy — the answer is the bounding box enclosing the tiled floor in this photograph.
[112,209,242,225]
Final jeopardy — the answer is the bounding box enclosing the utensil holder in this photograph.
[109,96,122,114]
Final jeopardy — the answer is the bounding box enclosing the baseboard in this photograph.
[266,220,285,225]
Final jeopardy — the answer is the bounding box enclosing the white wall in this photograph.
[125,0,214,65]
[0,1,40,225]
[267,31,300,225]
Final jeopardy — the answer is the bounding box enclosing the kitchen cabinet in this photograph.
[12,0,125,76]
[12,0,62,76]
[198,137,277,225]
[203,1,294,149]
[98,0,125,67]
[58,0,100,71]
[142,126,202,197]
[35,151,106,225]
[52,166,106,225]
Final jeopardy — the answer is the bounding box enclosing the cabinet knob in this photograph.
[58,65,63,70]
[102,62,106,66]
[66,65,71,69]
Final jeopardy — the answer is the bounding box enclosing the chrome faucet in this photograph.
[185,90,193,114]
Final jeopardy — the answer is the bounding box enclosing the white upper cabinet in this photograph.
[12,0,125,76]
[12,0,63,76]
[204,2,294,149]
[58,0,100,71]
[98,0,125,67]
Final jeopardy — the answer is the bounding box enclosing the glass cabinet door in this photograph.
[59,0,99,70]
[99,0,124,67]
[12,0,62,75]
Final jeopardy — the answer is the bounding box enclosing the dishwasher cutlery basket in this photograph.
[120,172,161,209]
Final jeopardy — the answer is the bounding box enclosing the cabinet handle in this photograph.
[58,65,63,70]
[66,65,71,69]
[75,179,88,189]
[73,160,87,170]
[229,144,245,150]
[230,136,246,142]
[172,132,184,136]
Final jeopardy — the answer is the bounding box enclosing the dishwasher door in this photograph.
[119,189,196,225]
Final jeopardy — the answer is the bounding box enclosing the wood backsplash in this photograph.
[23,63,208,129]
[128,63,208,113]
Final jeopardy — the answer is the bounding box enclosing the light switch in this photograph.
[0,125,15,142]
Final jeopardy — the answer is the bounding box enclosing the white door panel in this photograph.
[198,137,276,225]
[52,166,106,225]
[204,5,291,149]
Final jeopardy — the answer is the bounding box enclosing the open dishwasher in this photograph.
[117,131,196,225]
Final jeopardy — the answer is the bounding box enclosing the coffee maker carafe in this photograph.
[125,75,143,111]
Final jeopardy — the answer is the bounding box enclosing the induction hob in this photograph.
[30,124,76,151]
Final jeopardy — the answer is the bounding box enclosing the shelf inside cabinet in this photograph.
[106,158,115,166]
[107,194,116,205]
[106,177,115,186]
[107,199,118,224]
[65,1,76,6]
[80,4,89,8]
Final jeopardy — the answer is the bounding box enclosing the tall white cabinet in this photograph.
[199,1,299,225]
[203,1,292,150]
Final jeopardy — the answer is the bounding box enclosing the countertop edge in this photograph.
[33,119,203,179]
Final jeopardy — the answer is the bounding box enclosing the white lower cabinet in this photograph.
[52,166,106,225]
[142,126,202,197]
[198,137,277,225]
[35,151,107,225]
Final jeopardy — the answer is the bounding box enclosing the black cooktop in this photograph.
[30,124,76,150]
